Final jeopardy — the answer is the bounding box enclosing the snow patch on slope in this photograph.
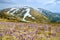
[6,7,35,22]
[22,8,35,22]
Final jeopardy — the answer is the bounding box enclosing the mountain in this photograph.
[0,6,49,23]
[38,8,60,22]
[0,6,60,23]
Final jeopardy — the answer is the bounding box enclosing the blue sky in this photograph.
[0,0,60,13]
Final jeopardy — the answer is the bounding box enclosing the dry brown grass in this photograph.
[0,22,60,40]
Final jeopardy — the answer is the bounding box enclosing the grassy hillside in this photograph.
[0,11,22,22]
[30,8,49,23]
[0,8,50,23]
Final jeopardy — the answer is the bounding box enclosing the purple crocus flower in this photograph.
[55,27,60,32]
[0,34,2,37]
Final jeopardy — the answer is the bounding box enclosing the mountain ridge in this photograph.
[0,6,60,23]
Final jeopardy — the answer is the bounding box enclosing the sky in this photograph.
[0,0,60,13]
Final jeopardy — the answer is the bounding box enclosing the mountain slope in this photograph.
[0,7,49,23]
[1,6,60,23]
[38,8,60,22]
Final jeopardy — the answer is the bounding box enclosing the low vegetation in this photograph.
[0,22,60,40]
